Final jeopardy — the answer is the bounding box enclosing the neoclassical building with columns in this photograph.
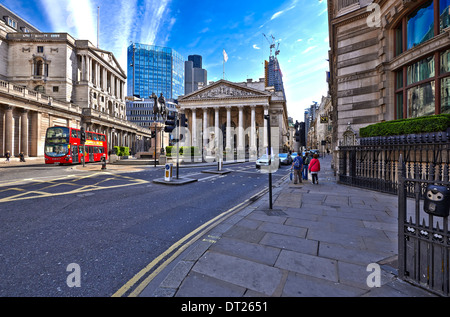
[0,4,152,158]
[178,78,289,159]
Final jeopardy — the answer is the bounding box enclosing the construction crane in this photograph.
[263,33,276,57]
[263,33,281,58]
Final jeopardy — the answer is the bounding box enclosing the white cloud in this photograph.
[141,0,171,45]
[253,44,261,50]
[271,11,283,20]
[302,46,317,54]
[40,0,96,42]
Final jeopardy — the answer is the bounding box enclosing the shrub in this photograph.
[165,146,200,157]
[359,114,450,137]
[114,146,130,156]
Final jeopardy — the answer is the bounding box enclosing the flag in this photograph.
[223,49,228,63]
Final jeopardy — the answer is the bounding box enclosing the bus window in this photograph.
[71,129,78,138]
[46,127,69,139]
[93,134,98,141]
[87,132,93,140]
[45,144,69,157]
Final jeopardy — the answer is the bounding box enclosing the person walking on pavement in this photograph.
[308,153,321,184]
[291,153,304,184]
[5,150,10,163]
[19,152,26,162]
[302,151,310,180]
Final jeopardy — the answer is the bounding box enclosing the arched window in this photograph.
[34,85,45,94]
[36,60,43,76]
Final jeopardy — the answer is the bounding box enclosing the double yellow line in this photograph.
[112,186,270,297]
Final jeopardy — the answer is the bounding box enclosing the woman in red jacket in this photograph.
[308,154,321,184]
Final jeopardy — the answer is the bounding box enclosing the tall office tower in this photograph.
[265,56,285,94]
[127,43,184,100]
[184,54,207,95]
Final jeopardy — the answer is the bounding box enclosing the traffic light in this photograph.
[164,114,177,133]
[80,127,86,144]
[299,122,305,146]
[151,131,156,138]
[180,113,188,128]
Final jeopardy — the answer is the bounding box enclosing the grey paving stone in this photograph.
[258,222,307,238]
[286,217,332,231]
[260,232,318,255]
[337,261,395,290]
[282,272,366,297]
[222,225,266,243]
[306,229,366,249]
[176,272,246,297]
[275,249,338,282]
[318,241,392,265]
[191,251,284,296]
[160,260,196,289]
[209,236,280,266]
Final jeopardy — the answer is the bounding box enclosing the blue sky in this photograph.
[1,0,329,121]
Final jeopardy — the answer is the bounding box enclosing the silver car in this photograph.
[256,154,280,170]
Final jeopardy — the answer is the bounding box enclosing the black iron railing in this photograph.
[338,134,450,195]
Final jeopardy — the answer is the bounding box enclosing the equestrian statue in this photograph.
[151,92,167,119]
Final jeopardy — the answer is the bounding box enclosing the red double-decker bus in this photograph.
[44,126,108,165]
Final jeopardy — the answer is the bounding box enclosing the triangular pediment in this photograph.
[180,79,270,101]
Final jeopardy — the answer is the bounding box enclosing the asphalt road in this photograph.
[0,161,290,296]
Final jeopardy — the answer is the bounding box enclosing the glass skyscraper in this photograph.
[127,43,184,100]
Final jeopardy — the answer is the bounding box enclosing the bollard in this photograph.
[101,157,107,170]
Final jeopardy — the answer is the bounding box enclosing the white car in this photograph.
[255,154,280,170]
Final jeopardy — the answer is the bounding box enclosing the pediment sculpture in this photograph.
[191,84,259,99]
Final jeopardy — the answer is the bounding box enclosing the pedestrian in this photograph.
[5,150,10,162]
[308,153,321,184]
[302,151,310,180]
[291,153,303,184]
[19,152,26,162]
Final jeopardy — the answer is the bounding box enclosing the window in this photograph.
[393,1,450,119]
[53,86,59,92]
[407,55,435,85]
[7,17,17,29]
[37,46,44,53]
[407,1,434,50]
[440,0,450,31]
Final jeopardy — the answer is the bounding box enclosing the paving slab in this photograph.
[282,272,366,297]
[191,251,284,296]
[275,249,338,282]
[260,232,318,255]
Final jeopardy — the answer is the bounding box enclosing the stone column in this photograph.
[214,107,220,154]
[203,108,208,151]
[5,106,14,156]
[192,108,197,148]
[21,109,29,156]
[226,106,231,151]
[237,106,244,160]
[30,111,41,157]
[250,105,256,158]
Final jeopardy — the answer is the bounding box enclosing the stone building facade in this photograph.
[327,0,450,154]
[0,5,152,158]
[178,78,289,160]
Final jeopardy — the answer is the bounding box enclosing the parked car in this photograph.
[256,154,280,170]
[279,153,292,165]
[291,152,298,160]
[310,149,320,157]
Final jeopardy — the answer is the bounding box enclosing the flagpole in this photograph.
[223,48,225,79]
